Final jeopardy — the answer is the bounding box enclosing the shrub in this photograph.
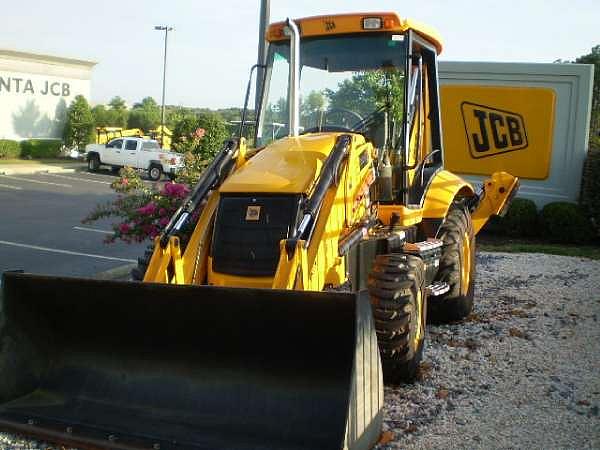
[196,112,228,159]
[580,141,600,235]
[20,139,62,158]
[483,197,538,237]
[0,139,21,159]
[83,167,199,244]
[539,202,593,244]
[497,198,538,237]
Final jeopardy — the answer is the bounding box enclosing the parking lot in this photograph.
[0,168,156,278]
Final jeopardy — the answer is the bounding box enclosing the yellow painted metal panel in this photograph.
[267,12,443,53]
[421,170,474,219]
[219,134,339,194]
[441,85,555,180]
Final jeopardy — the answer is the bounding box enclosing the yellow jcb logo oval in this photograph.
[461,102,528,159]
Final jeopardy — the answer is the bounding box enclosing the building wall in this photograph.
[439,61,594,207]
[0,50,95,141]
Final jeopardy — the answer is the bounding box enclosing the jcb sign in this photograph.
[461,102,528,158]
[441,84,555,180]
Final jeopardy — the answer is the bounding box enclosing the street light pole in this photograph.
[155,25,173,147]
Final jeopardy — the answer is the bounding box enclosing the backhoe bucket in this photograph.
[0,272,383,450]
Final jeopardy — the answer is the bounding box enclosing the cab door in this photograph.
[123,139,139,167]
[104,139,124,165]
[403,31,444,206]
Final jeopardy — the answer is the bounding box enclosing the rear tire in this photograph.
[428,204,476,323]
[368,254,426,384]
[148,165,162,181]
[87,154,100,172]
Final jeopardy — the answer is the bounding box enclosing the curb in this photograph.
[0,167,79,176]
[94,263,136,281]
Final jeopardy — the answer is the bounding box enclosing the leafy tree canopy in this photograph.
[63,95,94,149]
[128,96,161,130]
[576,45,600,140]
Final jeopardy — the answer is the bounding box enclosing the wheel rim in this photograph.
[413,289,424,347]
[150,168,160,179]
[460,231,471,295]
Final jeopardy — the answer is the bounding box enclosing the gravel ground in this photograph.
[377,251,600,450]
[1,251,599,449]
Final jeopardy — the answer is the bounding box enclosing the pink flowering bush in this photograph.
[83,167,195,244]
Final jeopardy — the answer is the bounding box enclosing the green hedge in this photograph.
[20,139,62,159]
[539,202,593,244]
[483,197,538,237]
[499,198,538,237]
[0,139,21,159]
[580,141,600,234]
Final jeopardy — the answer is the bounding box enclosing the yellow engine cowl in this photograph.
[219,134,343,195]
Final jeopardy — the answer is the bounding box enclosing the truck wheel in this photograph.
[368,254,426,384]
[429,204,476,323]
[87,155,100,172]
[149,165,162,181]
[131,244,155,281]
[111,166,120,174]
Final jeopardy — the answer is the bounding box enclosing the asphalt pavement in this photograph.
[0,168,158,278]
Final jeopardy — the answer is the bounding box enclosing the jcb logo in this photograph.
[461,102,528,159]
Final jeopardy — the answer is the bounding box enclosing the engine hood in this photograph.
[220,134,346,194]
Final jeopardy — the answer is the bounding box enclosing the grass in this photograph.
[0,158,83,165]
[478,235,600,260]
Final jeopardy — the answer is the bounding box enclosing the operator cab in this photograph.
[252,13,445,206]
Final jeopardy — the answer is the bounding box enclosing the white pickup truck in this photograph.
[85,138,184,181]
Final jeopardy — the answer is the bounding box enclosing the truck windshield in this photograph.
[257,33,407,146]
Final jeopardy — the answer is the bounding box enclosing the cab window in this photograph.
[142,141,160,151]
[125,140,138,151]
[107,139,123,149]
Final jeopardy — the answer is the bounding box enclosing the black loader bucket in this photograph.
[0,272,383,450]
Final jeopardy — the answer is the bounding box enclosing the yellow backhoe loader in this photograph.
[0,12,518,450]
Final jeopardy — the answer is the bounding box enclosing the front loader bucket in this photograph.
[0,272,383,450]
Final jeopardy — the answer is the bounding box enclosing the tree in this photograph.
[325,70,404,122]
[91,104,109,127]
[128,96,161,130]
[171,114,201,153]
[301,90,326,125]
[106,96,129,128]
[197,112,229,159]
[109,96,127,111]
[63,95,94,149]
[576,45,600,141]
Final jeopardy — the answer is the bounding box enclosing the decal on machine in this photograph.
[245,205,261,221]
[461,102,528,159]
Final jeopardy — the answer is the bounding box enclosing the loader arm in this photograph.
[470,171,520,234]
[143,139,244,284]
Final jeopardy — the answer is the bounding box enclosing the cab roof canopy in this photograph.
[267,12,443,54]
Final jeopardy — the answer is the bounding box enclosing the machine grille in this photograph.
[211,195,301,277]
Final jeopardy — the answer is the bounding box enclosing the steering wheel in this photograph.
[302,108,365,134]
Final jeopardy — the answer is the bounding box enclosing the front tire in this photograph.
[87,154,100,172]
[368,254,426,384]
[428,204,476,323]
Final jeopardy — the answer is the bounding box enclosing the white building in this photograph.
[0,49,95,141]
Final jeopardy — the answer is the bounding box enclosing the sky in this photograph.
[2,0,598,109]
